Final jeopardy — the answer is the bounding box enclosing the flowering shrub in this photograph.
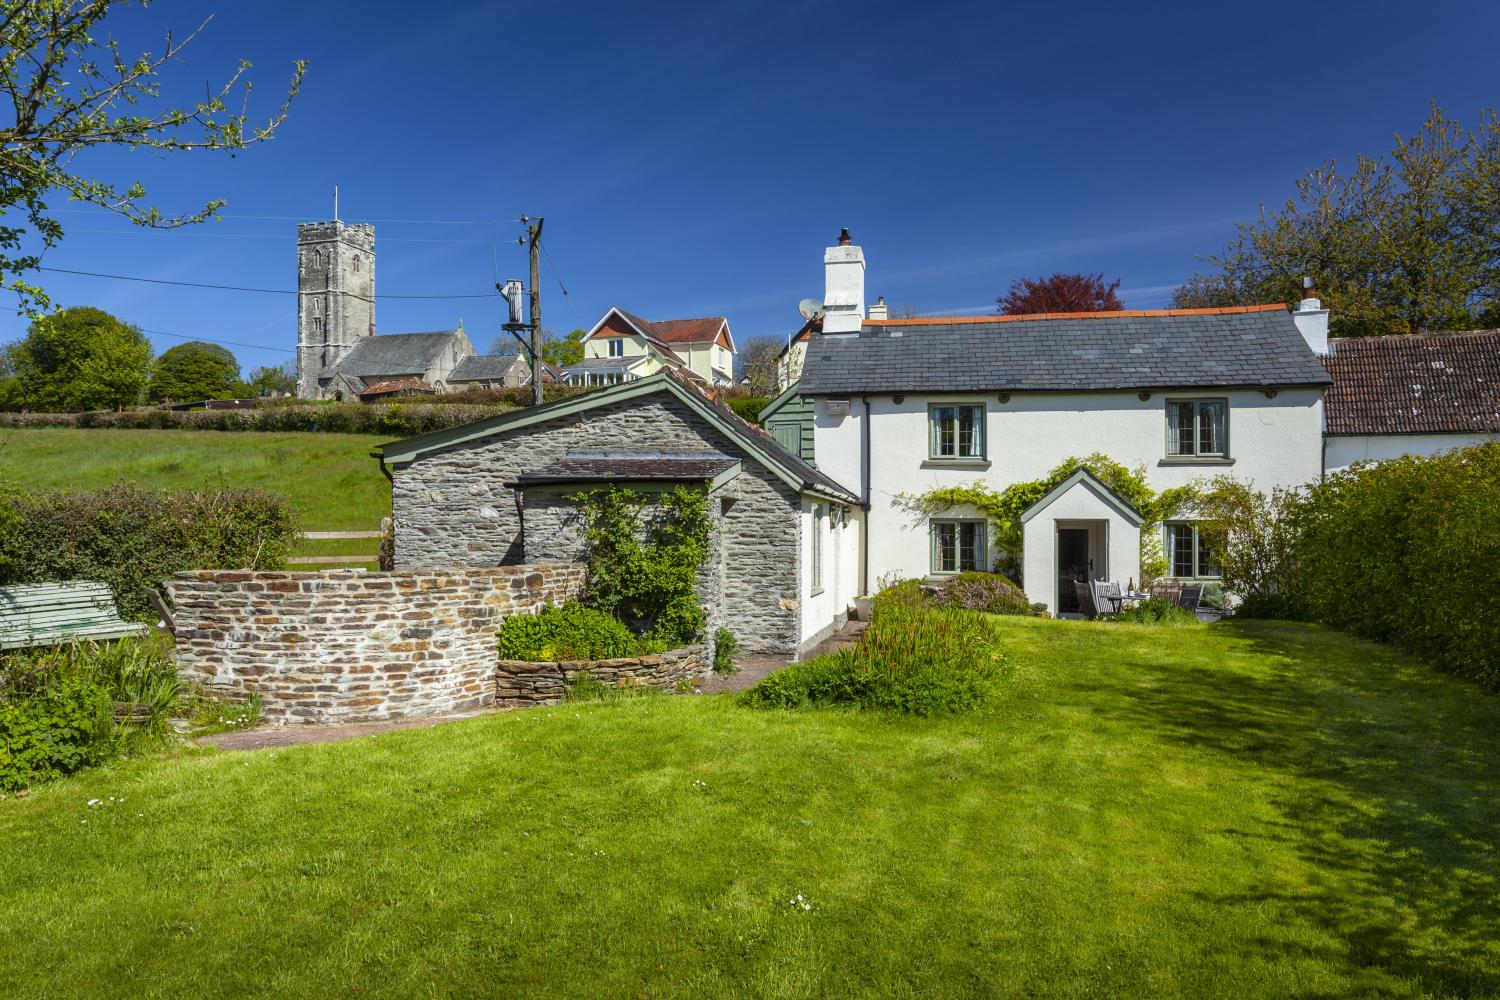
[743,580,1008,715]
[932,572,1029,616]
[497,603,666,661]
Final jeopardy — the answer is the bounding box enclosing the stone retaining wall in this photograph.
[165,565,585,723]
[496,645,708,706]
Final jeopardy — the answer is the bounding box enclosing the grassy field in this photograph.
[2,616,1497,998]
[0,428,391,565]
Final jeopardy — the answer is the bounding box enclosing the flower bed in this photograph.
[496,645,707,706]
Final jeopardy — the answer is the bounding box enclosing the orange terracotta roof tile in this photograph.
[864,303,1288,326]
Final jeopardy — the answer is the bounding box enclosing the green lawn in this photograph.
[2,617,1497,998]
[0,427,390,538]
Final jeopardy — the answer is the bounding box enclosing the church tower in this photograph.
[295,220,375,398]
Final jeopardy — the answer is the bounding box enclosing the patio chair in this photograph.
[1176,584,1203,614]
[1149,581,1182,605]
[1073,580,1100,619]
[1099,581,1123,614]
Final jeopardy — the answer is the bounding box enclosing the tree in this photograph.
[0,2,305,313]
[4,306,152,410]
[738,336,783,395]
[542,328,587,367]
[998,273,1123,314]
[1174,105,1500,336]
[148,341,239,402]
[240,362,297,397]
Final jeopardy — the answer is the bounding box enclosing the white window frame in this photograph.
[608,338,624,358]
[810,504,825,595]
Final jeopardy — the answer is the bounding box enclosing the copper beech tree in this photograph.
[0,1,306,313]
[997,273,1124,315]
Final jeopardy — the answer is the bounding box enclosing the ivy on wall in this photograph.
[893,453,1198,581]
[570,484,712,645]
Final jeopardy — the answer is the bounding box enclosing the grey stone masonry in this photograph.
[166,565,585,724]
[496,645,707,706]
[390,393,805,654]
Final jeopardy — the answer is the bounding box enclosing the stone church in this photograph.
[295,220,522,399]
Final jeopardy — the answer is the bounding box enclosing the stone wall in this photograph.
[165,565,585,724]
[389,392,806,654]
[496,645,707,706]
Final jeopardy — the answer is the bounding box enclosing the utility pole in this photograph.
[528,217,544,406]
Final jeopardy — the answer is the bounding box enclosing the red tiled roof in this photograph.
[651,317,728,346]
[359,377,437,398]
[1323,331,1500,435]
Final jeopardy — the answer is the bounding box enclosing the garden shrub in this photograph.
[0,636,178,790]
[726,396,771,425]
[572,485,711,646]
[1112,597,1199,626]
[712,628,739,674]
[743,579,1007,715]
[496,603,665,661]
[1230,594,1308,621]
[1296,444,1500,688]
[0,483,299,619]
[932,571,1029,616]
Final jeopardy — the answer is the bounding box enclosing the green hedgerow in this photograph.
[497,603,666,661]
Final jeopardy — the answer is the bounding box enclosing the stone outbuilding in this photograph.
[377,372,863,656]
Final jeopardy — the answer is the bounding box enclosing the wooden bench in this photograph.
[0,581,149,650]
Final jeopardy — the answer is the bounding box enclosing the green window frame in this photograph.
[931,519,987,574]
[928,403,986,460]
[811,504,825,594]
[1165,522,1221,579]
[1165,398,1228,458]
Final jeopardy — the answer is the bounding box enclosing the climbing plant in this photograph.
[570,484,713,646]
[893,453,1198,581]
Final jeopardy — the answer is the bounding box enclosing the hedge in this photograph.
[1296,443,1500,689]
[0,401,515,435]
[0,483,299,619]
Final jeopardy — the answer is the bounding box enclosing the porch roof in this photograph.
[1019,468,1145,527]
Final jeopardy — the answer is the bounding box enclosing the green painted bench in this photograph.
[0,581,150,650]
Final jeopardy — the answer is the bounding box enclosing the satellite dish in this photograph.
[798,298,826,321]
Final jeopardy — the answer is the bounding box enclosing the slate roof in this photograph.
[797,306,1334,394]
[320,331,465,379]
[516,451,738,485]
[449,354,522,381]
[1322,331,1500,435]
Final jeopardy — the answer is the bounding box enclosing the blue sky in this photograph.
[8,0,1499,373]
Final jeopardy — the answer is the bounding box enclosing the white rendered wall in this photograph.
[1019,485,1141,612]
[813,389,1324,587]
[1324,432,1498,473]
[798,499,860,651]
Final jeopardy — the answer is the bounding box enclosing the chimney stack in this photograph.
[867,296,888,321]
[1292,275,1331,355]
[822,228,866,335]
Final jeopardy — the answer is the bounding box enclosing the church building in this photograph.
[294,220,510,400]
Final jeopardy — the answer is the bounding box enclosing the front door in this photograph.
[1057,527,1092,614]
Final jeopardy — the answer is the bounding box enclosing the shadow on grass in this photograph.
[1093,619,1500,996]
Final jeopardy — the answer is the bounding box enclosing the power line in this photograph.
[38,266,497,300]
[539,238,569,296]
[48,207,508,226]
[140,327,295,354]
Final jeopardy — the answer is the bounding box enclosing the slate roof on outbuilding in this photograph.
[516,452,739,485]
[449,354,521,381]
[320,330,466,379]
[797,305,1333,394]
[1322,331,1500,435]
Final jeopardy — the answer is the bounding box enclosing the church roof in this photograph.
[450,354,523,382]
[320,330,467,379]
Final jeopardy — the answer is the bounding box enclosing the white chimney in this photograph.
[867,296,888,321]
[1291,276,1330,355]
[822,227,865,334]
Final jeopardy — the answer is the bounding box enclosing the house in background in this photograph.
[1321,330,1500,472]
[566,307,736,387]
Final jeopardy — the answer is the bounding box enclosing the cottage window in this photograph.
[931,520,986,574]
[811,505,825,594]
[1166,522,1220,579]
[1166,399,1228,458]
[608,338,624,358]
[929,404,985,459]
